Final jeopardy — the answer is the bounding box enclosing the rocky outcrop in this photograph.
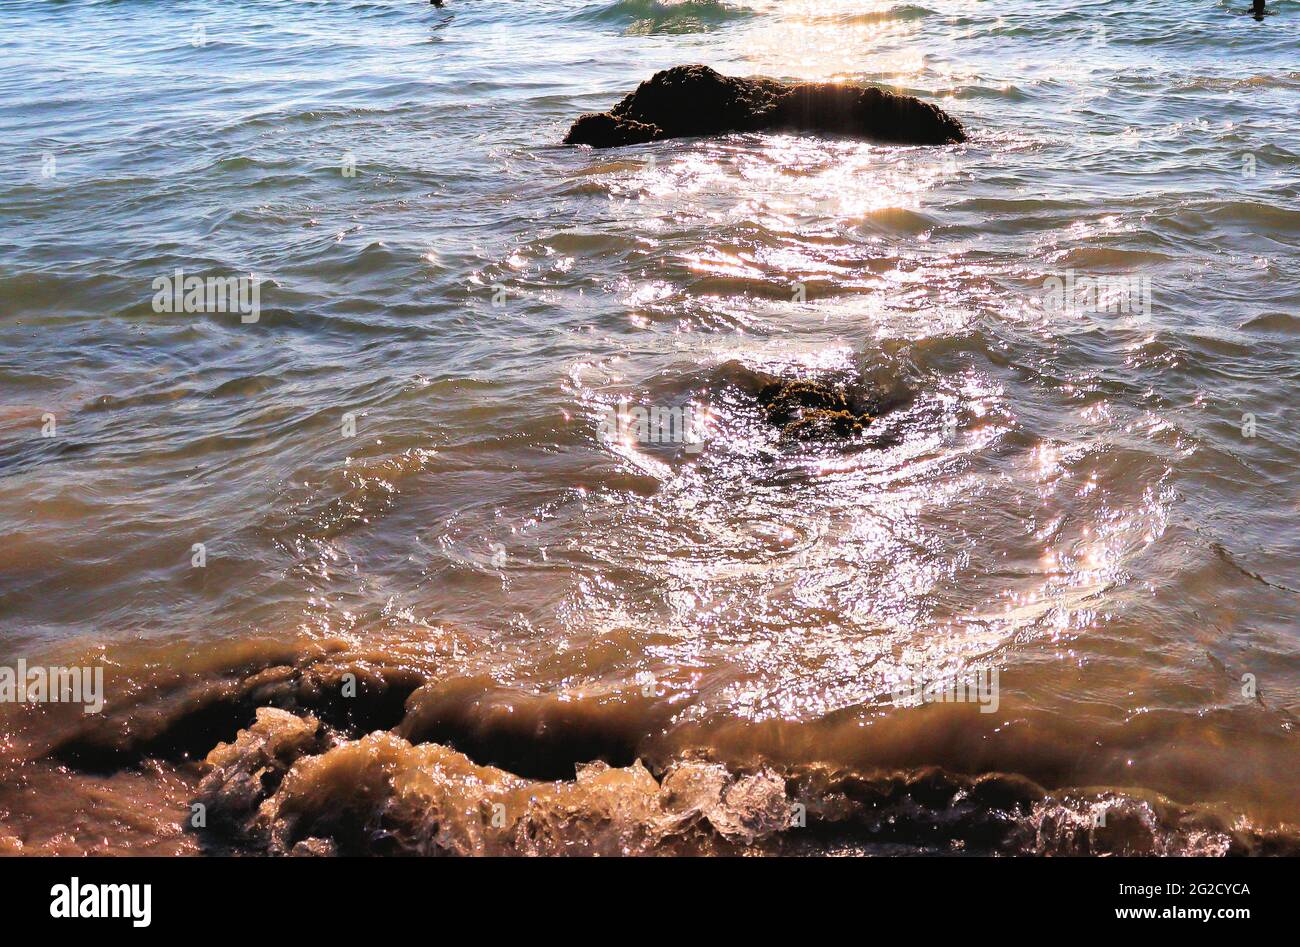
[759,378,874,442]
[565,65,966,148]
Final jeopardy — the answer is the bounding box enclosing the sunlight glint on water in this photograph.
[0,0,1297,855]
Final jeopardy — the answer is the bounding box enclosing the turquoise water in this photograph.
[0,0,1297,854]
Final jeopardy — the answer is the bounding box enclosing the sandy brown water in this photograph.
[1,0,1298,855]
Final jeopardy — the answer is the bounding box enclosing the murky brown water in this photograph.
[1,0,1298,855]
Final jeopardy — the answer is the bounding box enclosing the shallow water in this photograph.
[1,0,1298,855]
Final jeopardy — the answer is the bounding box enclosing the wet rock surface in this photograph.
[758,378,874,442]
[565,64,966,148]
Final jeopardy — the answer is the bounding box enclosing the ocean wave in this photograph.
[1239,311,1300,335]
[1050,246,1174,268]
[206,719,1291,855]
[842,5,934,25]
[573,0,755,33]
[1173,71,1300,91]
[16,641,1295,856]
[936,83,1030,102]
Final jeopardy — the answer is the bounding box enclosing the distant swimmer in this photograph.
[431,0,444,7]
[1247,0,1271,19]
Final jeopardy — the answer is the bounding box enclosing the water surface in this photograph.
[0,0,1297,855]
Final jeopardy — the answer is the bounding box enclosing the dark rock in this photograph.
[565,64,966,149]
[758,379,873,442]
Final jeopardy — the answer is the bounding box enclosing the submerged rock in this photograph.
[565,64,966,149]
[758,378,874,442]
